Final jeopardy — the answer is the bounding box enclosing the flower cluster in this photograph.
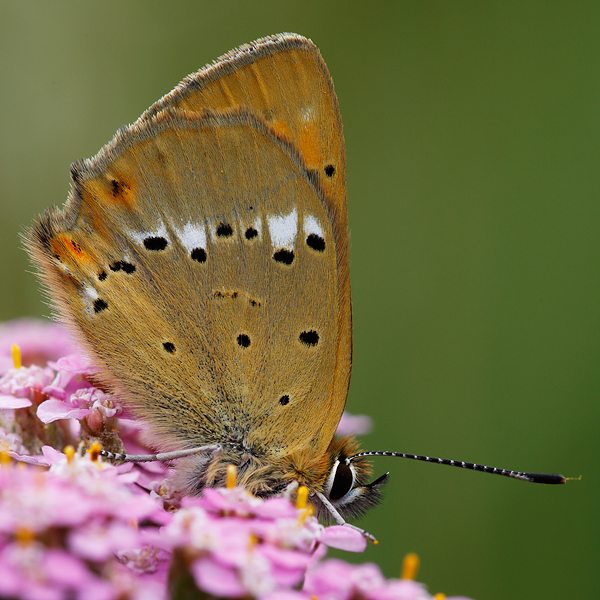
[0,318,473,600]
[0,449,167,600]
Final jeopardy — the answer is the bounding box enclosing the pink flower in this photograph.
[0,454,167,600]
[305,559,428,600]
[38,386,121,430]
[0,364,54,409]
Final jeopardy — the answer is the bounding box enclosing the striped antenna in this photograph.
[348,451,566,484]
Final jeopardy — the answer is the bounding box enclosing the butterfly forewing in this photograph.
[143,34,347,221]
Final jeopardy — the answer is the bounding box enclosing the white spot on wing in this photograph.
[251,216,262,239]
[83,285,98,301]
[300,107,316,123]
[129,223,169,246]
[175,222,207,252]
[303,214,324,238]
[268,208,297,250]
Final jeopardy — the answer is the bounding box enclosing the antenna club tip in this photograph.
[531,473,567,485]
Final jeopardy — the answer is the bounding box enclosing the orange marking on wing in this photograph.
[84,174,136,210]
[270,118,292,141]
[297,122,322,169]
[50,234,93,265]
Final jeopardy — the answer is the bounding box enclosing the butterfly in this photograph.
[28,33,564,539]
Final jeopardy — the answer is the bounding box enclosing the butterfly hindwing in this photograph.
[30,105,346,461]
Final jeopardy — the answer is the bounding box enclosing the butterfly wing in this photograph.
[29,35,351,465]
[144,34,347,227]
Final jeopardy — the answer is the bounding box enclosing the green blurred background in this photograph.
[1,2,598,598]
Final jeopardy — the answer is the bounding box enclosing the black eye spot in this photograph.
[144,237,168,251]
[299,331,319,346]
[191,248,207,263]
[329,461,354,501]
[324,164,335,177]
[245,227,258,240]
[98,271,107,281]
[273,249,294,265]
[306,234,325,252]
[93,299,108,313]
[109,261,135,273]
[237,334,251,348]
[163,342,176,354]
[279,395,290,406]
[216,223,233,237]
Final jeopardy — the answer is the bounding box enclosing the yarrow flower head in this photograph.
[0,318,474,600]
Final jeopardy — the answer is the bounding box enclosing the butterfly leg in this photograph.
[100,444,222,463]
[315,491,377,543]
[282,480,299,500]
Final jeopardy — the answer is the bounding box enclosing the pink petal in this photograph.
[336,412,373,436]
[41,385,66,400]
[51,354,95,372]
[319,526,367,552]
[41,445,66,464]
[191,556,245,598]
[7,451,50,466]
[0,561,20,596]
[262,592,311,600]
[43,548,92,587]
[365,579,430,600]
[37,398,90,423]
[259,545,312,570]
[68,522,140,561]
[18,582,63,600]
[0,394,32,409]
[304,558,354,599]
[254,497,297,519]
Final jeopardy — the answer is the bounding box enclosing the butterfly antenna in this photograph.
[100,444,222,463]
[348,451,566,484]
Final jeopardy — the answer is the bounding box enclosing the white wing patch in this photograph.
[82,284,99,301]
[268,208,298,250]
[250,216,262,239]
[300,107,316,124]
[128,223,169,246]
[176,222,207,252]
[303,214,324,239]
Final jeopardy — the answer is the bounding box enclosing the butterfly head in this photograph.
[296,436,389,523]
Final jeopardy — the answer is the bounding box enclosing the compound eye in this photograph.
[328,461,354,501]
